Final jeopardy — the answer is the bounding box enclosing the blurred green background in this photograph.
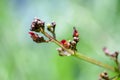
[0,0,120,80]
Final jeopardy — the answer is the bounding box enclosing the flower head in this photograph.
[29,31,46,43]
[60,40,70,49]
[30,18,45,32]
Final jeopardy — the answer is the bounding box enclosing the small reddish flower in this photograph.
[103,47,110,56]
[29,31,46,43]
[60,40,70,49]
[29,32,39,41]
[73,27,79,37]
[103,47,119,59]
[60,40,67,44]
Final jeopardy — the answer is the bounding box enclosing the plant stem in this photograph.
[42,31,115,72]
[42,32,74,54]
[74,52,115,71]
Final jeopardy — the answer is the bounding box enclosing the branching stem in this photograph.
[42,31,115,72]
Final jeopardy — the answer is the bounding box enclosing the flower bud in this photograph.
[47,23,53,31]
[103,47,111,56]
[47,22,56,31]
[103,47,119,59]
[29,32,46,43]
[73,37,79,43]
[47,22,56,38]
[57,48,71,56]
[30,18,45,32]
[60,40,70,49]
[99,71,109,80]
[70,40,77,51]
[51,22,56,28]
[73,27,79,37]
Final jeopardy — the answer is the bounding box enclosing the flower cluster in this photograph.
[29,18,48,43]
[29,18,79,56]
[29,18,120,79]
[57,27,79,56]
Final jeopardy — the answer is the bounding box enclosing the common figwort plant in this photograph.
[29,17,120,80]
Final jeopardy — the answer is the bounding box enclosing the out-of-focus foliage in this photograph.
[0,0,120,80]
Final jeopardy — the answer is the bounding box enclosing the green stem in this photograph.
[74,52,115,71]
[42,31,115,72]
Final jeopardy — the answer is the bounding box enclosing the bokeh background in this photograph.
[0,0,120,80]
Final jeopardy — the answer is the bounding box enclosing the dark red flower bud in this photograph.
[29,31,46,43]
[30,18,45,32]
[29,31,35,35]
[60,40,70,49]
[73,27,79,37]
[29,32,39,41]
[60,40,67,45]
